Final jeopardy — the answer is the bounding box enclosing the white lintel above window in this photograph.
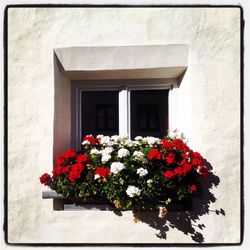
[54,44,189,87]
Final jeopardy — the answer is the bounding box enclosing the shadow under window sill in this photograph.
[42,190,192,211]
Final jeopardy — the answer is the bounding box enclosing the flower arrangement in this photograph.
[40,130,209,217]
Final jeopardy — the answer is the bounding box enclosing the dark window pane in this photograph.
[131,90,168,138]
[81,91,119,138]
[97,108,105,117]
[96,104,118,131]
[137,103,159,131]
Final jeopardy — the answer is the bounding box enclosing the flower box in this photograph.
[42,189,192,212]
[40,130,209,218]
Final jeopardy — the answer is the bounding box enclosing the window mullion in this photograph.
[119,88,129,136]
[127,89,131,139]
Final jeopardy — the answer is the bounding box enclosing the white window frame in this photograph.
[71,79,175,150]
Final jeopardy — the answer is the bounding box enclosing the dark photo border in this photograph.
[3,4,244,247]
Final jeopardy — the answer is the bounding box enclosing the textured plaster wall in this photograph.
[7,8,241,243]
[53,56,71,160]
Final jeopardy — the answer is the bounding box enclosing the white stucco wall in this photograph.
[7,7,241,243]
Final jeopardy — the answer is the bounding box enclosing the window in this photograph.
[53,45,188,210]
[130,90,168,139]
[72,81,170,150]
[81,91,119,137]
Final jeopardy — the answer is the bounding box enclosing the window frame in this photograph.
[71,79,174,150]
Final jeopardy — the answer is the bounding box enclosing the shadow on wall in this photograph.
[130,159,223,243]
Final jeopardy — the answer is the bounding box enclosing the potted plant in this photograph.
[40,130,209,218]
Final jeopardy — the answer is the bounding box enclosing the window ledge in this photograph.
[42,190,64,199]
[42,190,190,211]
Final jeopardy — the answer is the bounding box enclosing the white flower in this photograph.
[126,185,141,198]
[118,148,130,158]
[165,198,172,205]
[168,129,186,140]
[134,136,143,141]
[101,153,111,163]
[119,135,129,141]
[116,135,129,145]
[144,136,161,146]
[124,139,133,147]
[109,140,116,146]
[111,135,121,143]
[133,150,148,164]
[97,135,111,145]
[136,168,148,177]
[94,174,100,180]
[110,162,126,174]
[90,148,101,155]
[133,150,144,159]
[180,132,185,141]
[102,147,114,154]
[131,140,140,146]
[147,179,153,184]
[168,129,179,138]
[82,140,90,145]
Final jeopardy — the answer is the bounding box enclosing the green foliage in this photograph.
[41,132,208,210]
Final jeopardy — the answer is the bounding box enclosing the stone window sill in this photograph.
[42,190,191,211]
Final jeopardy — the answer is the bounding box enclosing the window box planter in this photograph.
[42,190,192,212]
[40,131,209,218]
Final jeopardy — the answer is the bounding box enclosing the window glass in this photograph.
[81,91,119,138]
[131,90,169,138]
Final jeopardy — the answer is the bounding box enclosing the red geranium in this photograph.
[62,165,71,174]
[164,170,175,179]
[174,167,183,176]
[56,154,65,165]
[53,165,71,177]
[197,165,208,177]
[172,138,190,152]
[62,148,76,159]
[189,184,197,193]
[161,139,174,150]
[182,162,192,175]
[77,154,89,164]
[69,171,81,183]
[68,163,84,182]
[166,152,175,164]
[83,135,99,144]
[52,165,63,177]
[191,152,203,166]
[95,167,110,179]
[39,173,52,186]
[182,153,188,160]
[148,149,163,160]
